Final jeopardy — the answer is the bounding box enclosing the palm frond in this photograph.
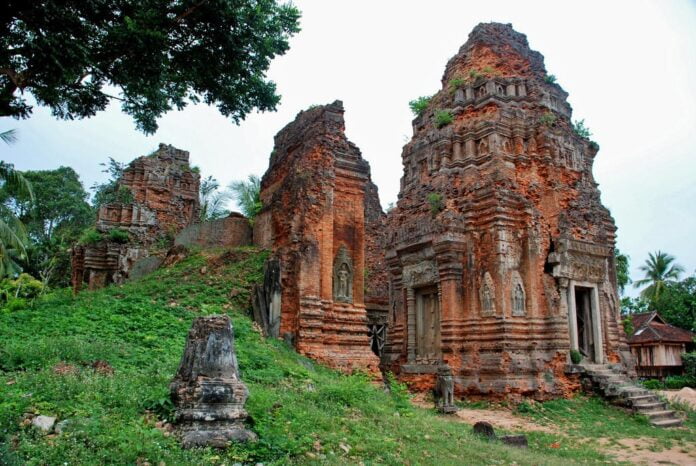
[0,129,18,145]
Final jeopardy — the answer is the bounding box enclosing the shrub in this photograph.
[538,112,556,127]
[664,375,696,389]
[683,352,696,377]
[570,349,582,364]
[642,379,663,390]
[544,74,557,84]
[409,96,432,117]
[0,273,46,310]
[481,66,494,75]
[622,315,634,336]
[448,77,466,93]
[573,119,593,139]
[108,228,130,244]
[79,228,103,245]
[426,193,444,216]
[468,69,483,80]
[434,109,453,128]
[516,400,533,414]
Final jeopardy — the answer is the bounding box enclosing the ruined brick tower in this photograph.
[72,144,200,291]
[382,23,632,398]
[254,101,381,372]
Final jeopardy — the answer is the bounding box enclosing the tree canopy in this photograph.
[230,174,261,219]
[0,166,93,285]
[633,250,685,304]
[1,0,301,133]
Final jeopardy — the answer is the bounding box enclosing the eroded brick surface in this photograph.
[382,23,631,398]
[253,101,381,372]
[72,144,200,291]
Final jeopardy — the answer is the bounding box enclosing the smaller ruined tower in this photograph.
[253,101,384,372]
[72,144,200,291]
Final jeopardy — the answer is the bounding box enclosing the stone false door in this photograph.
[415,286,441,361]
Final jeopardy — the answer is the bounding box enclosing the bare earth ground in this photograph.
[410,393,557,433]
[658,388,696,410]
[410,394,696,465]
[598,437,696,466]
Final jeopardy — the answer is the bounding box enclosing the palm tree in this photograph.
[199,176,232,221]
[633,251,685,303]
[229,174,262,219]
[0,158,33,278]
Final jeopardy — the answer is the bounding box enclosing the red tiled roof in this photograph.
[628,316,694,345]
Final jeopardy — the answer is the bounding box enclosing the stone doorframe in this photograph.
[567,280,605,364]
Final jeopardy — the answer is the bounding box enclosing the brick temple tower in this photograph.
[382,23,633,398]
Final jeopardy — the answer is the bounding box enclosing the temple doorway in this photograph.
[570,283,604,364]
[415,286,441,360]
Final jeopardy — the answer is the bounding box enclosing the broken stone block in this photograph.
[500,434,528,448]
[170,315,256,448]
[472,421,496,440]
[31,415,56,432]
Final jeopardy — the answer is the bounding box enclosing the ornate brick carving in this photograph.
[72,144,200,292]
[252,101,380,373]
[382,22,631,398]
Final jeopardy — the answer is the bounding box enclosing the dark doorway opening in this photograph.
[575,287,595,362]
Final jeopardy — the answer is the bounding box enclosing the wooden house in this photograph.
[627,312,694,378]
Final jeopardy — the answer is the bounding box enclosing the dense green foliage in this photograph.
[538,112,556,127]
[544,74,557,84]
[1,0,301,133]
[683,352,696,378]
[2,248,679,464]
[0,161,33,278]
[408,96,431,117]
[641,375,696,390]
[572,119,593,139]
[651,276,696,332]
[426,192,444,216]
[230,175,262,220]
[614,249,631,295]
[569,349,582,364]
[434,109,453,128]
[0,166,93,286]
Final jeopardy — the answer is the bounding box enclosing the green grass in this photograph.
[0,247,693,465]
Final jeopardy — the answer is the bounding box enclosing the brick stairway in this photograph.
[580,364,682,428]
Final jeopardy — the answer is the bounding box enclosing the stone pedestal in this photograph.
[170,316,256,448]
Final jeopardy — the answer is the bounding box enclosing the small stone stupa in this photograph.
[170,315,256,448]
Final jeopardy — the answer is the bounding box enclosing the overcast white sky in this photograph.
[2,0,695,294]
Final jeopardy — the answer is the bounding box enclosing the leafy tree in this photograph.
[0,166,93,285]
[634,250,685,304]
[229,175,262,219]
[199,176,231,221]
[652,276,696,332]
[614,248,631,295]
[620,296,649,316]
[91,158,133,209]
[1,0,301,133]
[0,154,33,278]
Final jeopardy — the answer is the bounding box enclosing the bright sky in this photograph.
[2,0,695,294]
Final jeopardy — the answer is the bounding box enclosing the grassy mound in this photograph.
[0,247,691,465]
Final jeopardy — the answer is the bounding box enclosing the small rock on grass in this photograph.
[31,415,56,432]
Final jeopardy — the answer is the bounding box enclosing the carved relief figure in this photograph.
[513,283,525,316]
[333,245,354,303]
[480,272,496,316]
[478,138,489,155]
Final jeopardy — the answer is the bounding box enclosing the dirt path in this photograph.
[599,437,696,465]
[410,394,557,433]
